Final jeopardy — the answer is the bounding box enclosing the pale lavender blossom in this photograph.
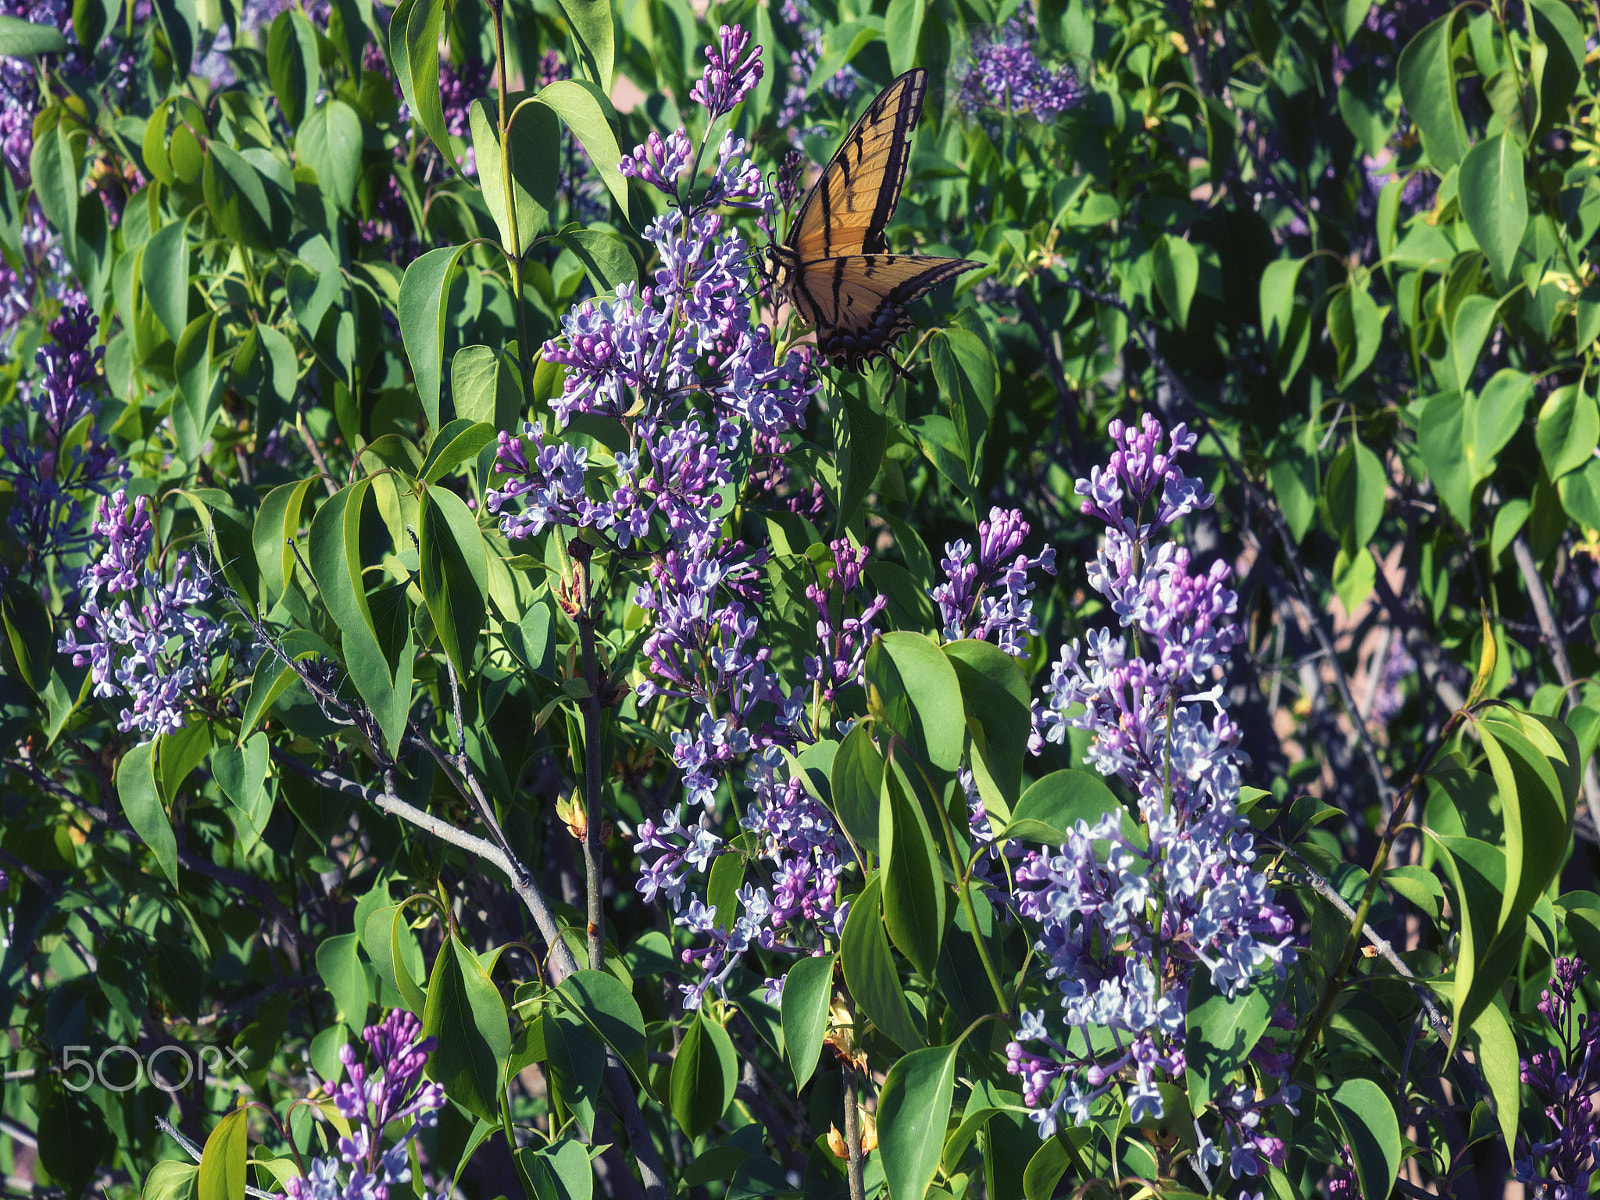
[930,506,1055,656]
[960,16,1082,122]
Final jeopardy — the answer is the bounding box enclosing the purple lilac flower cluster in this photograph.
[1003,417,1298,1184]
[572,30,876,1009]
[0,0,72,184]
[931,505,1055,657]
[775,0,862,143]
[805,539,888,708]
[283,1009,448,1200]
[959,16,1082,123]
[1514,956,1600,1199]
[56,491,227,739]
[0,295,125,573]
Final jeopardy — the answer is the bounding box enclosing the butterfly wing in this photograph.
[786,69,928,262]
[788,253,983,367]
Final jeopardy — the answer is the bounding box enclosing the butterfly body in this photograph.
[766,68,983,371]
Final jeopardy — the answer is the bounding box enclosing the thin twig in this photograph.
[1511,532,1600,833]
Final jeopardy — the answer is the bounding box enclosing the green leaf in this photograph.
[545,1011,603,1135]
[418,486,489,679]
[1000,769,1122,844]
[1398,12,1467,168]
[1465,368,1532,483]
[173,312,219,461]
[1258,256,1311,388]
[1184,967,1287,1107]
[1328,1078,1401,1200]
[557,968,647,1074]
[866,630,965,776]
[1529,0,1584,138]
[398,244,469,429]
[196,1109,248,1200]
[878,1043,959,1200]
[308,481,414,752]
[0,13,68,53]
[253,476,317,605]
[211,732,271,845]
[451,346,523,433]
[1559,458,1600,533]
[422,934,511,1122]
[1151,234,1199,329]
[944,639,1030,827]
[2,574,53,692]
[1326,280,1387,387]
[1323,434,1385,555]
[422,418,498,482]
[832,721,885,852]
[555,0,614,93]
[118,740,178,887]
[142,220,190,342]
[885,0,924,74]
[841,874,920,1051]
[521,1136,594,1200]
[706,846,745,931]
[671,1011,737,1138]
[1450,293,1499,388]
[151,0,195,80]
[1418,392,1475,527]
[267,10,320,128]
[296,100,363,209]
[880,757,945,979]
[809,21,880,93]
[537,80,627,212]
[473,97,560,252]
[1459,132,1528,283]
[1536,383,1600,481]
[836,379,887,531]
[1470,1000,1520,1149]
[557,228,637,292]
[781,952,836,1090]
[316,932,369,1025]
[203,144,273,251]
[401,0,452,160]
[30,110,79,249]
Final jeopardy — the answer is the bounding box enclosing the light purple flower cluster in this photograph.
[805,539,888,706]
[930,506,1055,657]
[57,492,227,739]
[1002,417,1298,1181]
[689,24,763,118]
[637,746,850,1009]
[0,295,126,574]
[1514,956,1600,1200]
[960,17,1082,122]
[283,1009,447,1200]
[489,45,812,555]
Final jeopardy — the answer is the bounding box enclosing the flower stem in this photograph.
[577,560,606,969]
[842,1065,866,1200]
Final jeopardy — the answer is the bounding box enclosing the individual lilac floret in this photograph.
[690,24,764,118]
[619,129,694,196]
[999,419,1297,1182]
[930,506,1056,656]
[960,16,1083,122]
[1514,956,1600,1199]
[282,1009,448,1200]
[56,492,227,739]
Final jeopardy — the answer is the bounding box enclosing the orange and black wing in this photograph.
[788,253,983,368]
[786,69,928,262]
